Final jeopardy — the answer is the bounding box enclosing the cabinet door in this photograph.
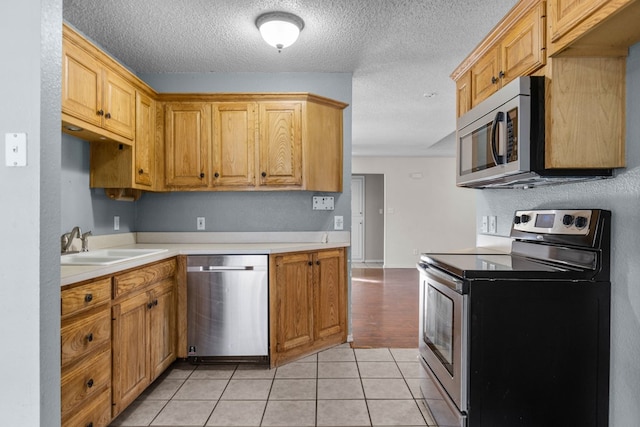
[550,0,608,43]
[111,291,151,416]
[165,103,211,187]
[211,102,256,187]
[501,2,546,85]
[314,249,346,341]
[135,92,155,187]
[258,102,303,187]
[456,71,472,118]
[273,252,314,353]
[470,48,501,107]
[62,41,102,127]
[102,68,135,139]
[149,279,176,380]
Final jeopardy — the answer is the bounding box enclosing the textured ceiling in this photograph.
[63,0,518,157]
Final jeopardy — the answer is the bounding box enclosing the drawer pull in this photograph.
[84,293,93,303]
[86,333,93,342]
[86,378,94,388]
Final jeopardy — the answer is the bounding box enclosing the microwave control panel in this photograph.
[512,209,592,235]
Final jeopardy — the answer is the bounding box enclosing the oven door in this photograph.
[418,263,468,425]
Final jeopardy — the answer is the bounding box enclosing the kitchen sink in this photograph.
[61,248,168,266]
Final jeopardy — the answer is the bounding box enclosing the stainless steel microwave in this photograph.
[456,76,612,189]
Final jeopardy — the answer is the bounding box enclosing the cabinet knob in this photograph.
[105,112,111,119]
[316,260,320,265]
[86,423,93,427]
[261,172,267,178]
[84,293,93,303]
[86,378,94,388]
[214,172,219,178]
[96,109,104,116]
[154,299,158,306]
[498,70,505,79]
[308,261,313,266]
[86,332,93,342]
[147,302,154,309]
[200,172,205,179]
[491,76,498,84]
[138,168,144,174]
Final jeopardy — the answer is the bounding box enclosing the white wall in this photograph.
[0,0,61,425]
[353,157,477,268]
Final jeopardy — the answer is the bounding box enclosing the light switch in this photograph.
[5,133,27,167]
[334,216,344,230]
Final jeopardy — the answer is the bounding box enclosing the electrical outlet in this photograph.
[334,215,344,230]
[312,196,335,210]
[481,216,489,233]
[489,216,497,234]
[114,216,120,231]
[197,217,205,230]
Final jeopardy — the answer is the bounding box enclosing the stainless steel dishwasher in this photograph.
[187,255,268,362]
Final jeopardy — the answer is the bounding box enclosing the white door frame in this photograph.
[351,175,365,262]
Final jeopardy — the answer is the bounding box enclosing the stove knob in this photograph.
[521,214,531,223]
[514,216,521,224]
[562,214,575,226]
[575,216,588,229]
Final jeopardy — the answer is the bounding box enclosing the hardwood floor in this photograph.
[350,267,420,349]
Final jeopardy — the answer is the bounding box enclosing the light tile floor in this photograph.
[110,344,438,427]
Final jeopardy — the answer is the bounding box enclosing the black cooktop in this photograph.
[420,253,596,281]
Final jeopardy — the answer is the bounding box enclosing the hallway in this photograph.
[350,268,420,349]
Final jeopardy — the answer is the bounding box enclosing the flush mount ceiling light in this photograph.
[255,11,305,52]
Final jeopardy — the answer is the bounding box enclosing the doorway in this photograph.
[351,174,384,266]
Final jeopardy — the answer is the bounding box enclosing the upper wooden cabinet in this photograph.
[62,25,136,144]
[463,1,547,109]
[159,94,347,192]
[548,0,640,56]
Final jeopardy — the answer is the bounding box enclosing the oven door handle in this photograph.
[417,262,464,292]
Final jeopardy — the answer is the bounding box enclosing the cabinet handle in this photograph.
[316,260,321,265]
[147,302,153,309]
[153,299,158,306]
[261,172,267,178]
[200,172,205,179]
[86,378,94,388]
[498,70,505,79]
[491,76,498,84]
[138,168,144,174]
[105,112,111,119]
[86,333,93,342]
[308,261,313,266]
[84,293,93,303]
[214,172,219,178]
[86,423,93,427]
[96,109,104,116]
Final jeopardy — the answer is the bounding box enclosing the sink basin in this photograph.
[61,248,168,266]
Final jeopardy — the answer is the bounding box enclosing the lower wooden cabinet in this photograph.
[61,278,112,427]
[269,248,347,367]
[61,258,177,426]
[112,263,177,417]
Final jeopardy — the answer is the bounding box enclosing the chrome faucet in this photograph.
[61,226,82,254]
[81,230,92,252]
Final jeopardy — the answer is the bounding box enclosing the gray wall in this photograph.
[61,133,136,235]
[363,174,384,261]
[476,43,640,427]
[135,72,352,233]
[0,0,61,425]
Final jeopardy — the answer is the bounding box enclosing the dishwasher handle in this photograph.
[187,265,258,272]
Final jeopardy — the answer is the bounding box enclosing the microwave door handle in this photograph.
[490,111,505,165]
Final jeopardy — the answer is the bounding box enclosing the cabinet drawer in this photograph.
[62,387,111,427]
[113,258,176,298]
[61,309,111,366]
[62,278,111,317]
[61,348,111,417]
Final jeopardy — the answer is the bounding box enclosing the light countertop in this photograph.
[61,232,350,287]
